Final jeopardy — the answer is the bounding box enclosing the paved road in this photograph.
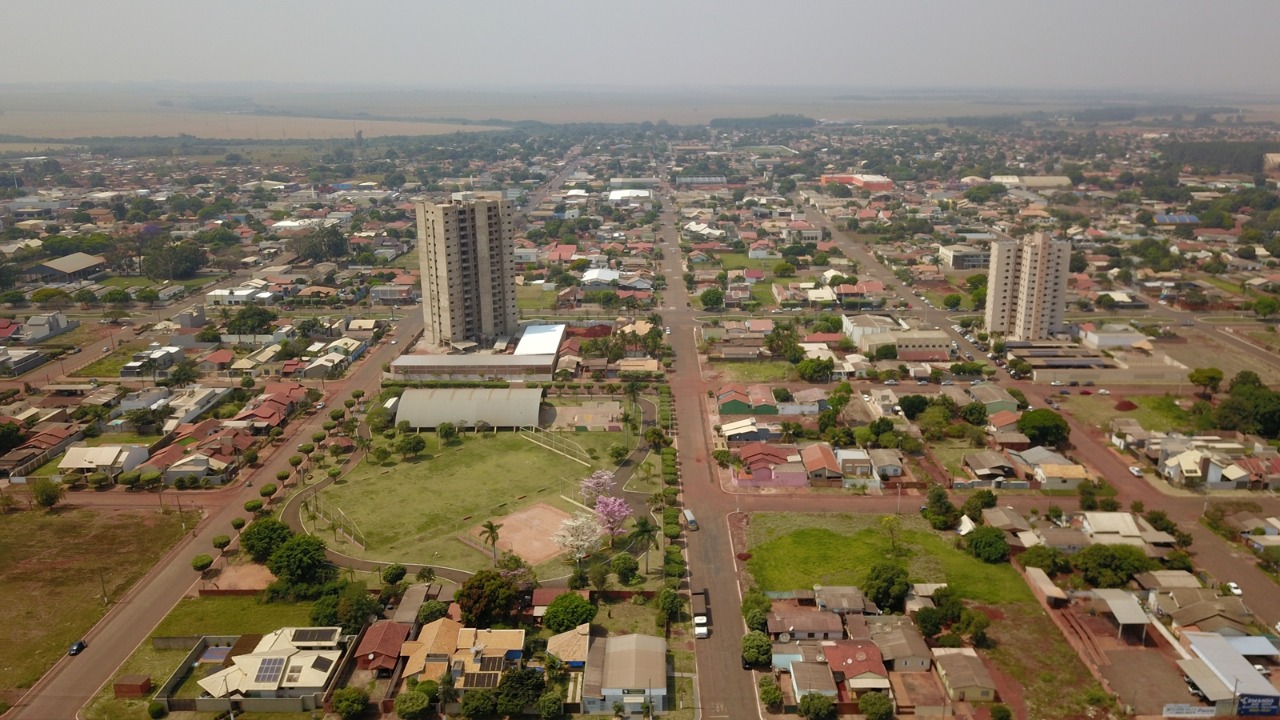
[9,313,421,720]
[651,195,758,720]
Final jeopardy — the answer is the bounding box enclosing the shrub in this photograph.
[231,517,246,530]
[147,701,168,719]
[211,535,232,551]
[191,554,214,572]
[258,483,277,498]
[243,499,264,514]
[611,553,639,584]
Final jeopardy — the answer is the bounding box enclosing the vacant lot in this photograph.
[746,513,1032,604]
[711,360,795,383]
[516,284,557,312]
[71,340,150,378]
[717,253,772,271]
[0,508,193,694]
[1062,393,1194,434]
[1162,328,1280,385]
[318,431,625,574]
[928,438,974,479]
[84,596,313,720]
[746,513,1104,718]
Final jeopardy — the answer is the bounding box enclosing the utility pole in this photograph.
[99,569,108,606]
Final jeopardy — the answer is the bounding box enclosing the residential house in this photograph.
[813,586,877,615]
[1035,463,1090,491]
[23,312,78,343]
[934,651,997,702]
[969,384,1018,415]
[869,449,905,480]
[822,640,891,697]
[354,621,410,675]
[800,443,842,483]
[789,661,839,700]
[545,623,592,668]
[863,616,932,672]
[197,349,235,373]
[58,445,149,480]
[767,610,844,641]
[197,627,344,701]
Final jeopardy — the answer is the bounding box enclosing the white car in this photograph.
[1098,389,1111,396]
[1128,466,1143,477]
[390,339,398,345]
[1227,582,1243,596]
[1050,381,1065,387]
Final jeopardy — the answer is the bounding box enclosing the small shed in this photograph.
[113,675,152,698]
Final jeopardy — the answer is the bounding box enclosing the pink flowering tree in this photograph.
[595,495,632,541]
[579,470,616,505]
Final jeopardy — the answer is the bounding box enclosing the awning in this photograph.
[1177,658,1234,702]
[1094,589,1148,625]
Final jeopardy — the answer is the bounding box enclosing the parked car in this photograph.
[1050,380,1065,386]
[1079,389,1092,395]
[1227,582,1243,596]
[1058,389,1070,396]
[68,640,87,656]
[1128,466,1143,477]
[1098,389,1111,396]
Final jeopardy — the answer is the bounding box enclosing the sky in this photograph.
[5,0,1280,92]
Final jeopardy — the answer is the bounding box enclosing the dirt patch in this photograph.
[1102,649,1195,716]
[544,401,623,430]
[472,502,572,565]
[207,559,275,592]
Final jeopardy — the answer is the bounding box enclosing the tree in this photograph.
[332,687,369,720]
[30,477,65,510]
[607,444,629,464]
[495,667,545,717]
[372,446,392,464]
[991,705,1014,720]
[191,554,214,573]
[864,563,910,612]
[394,690,433,720]
[240,518,294,562]
[758,675,784,709]
[268,535,335,587]
[960,488,998,521]
[1017,408,1070,446]
[580,470,616,504]
[643,427,669,448]
[395,433,427,459]
[898,394,929,420]
[655,587,683,623]
[382,563,407,584]
[741,630,772,666]
[773,261,796,278]
[1254,296,1280,319]
[959,401,988,426]
[211,535,232,551]
[480,520,503,565]
[226,304,279,335]
[700,287,724,309]
[798,692,837,720]
[595,495,631,539]
[460,688,499,719]
[858,690,894,720]
[437,421,458,444]
[553,512,603,565]
[1073,543,1157,588]
[611,553,640,583]
[1018,545,1071,576]
[544,592,597,632]
[454,570,520,627]
[1188,367,1225,395]
[923,484,959,531]
[630,516,659,575]
[942,293,963,310]
[417,599,449,624]
[965,526,1010,563]
[537,690,564,720]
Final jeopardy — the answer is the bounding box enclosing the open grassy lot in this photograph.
[717,253,772,271]
[745,513,1104,718]
[32,322,100,349]
[85,432,162,447]
[928,438,974,479]
[1061,393,1194,434]
[84,596,314,720]
[0,508,195,694]
[745,513,1032,604]
[71,340,150,378]
[749,281,775,307]
[516,284,557,312]
[1162,328,1280,385]
[712,360,795,383]
[317,430,626,574]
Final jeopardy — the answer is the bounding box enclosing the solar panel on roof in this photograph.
[479,656,505,672]
[292,628,336,643]
[254,657,286,684]
[311,656,333,672]
[464,672,500,689]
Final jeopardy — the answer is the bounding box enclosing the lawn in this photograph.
[745,512,1102,718]
[84,596,313,720]
[84,432,162,447]
[99,274,221,291]
[622,451,662,495]
[745,513,1033,605]
[71,340,150,378]
[1062,393,1193,434]
[928,438,974,479]
[713,360,795,383]
[749,281,775,307]
[317,430,627,574]
[0,507,196,694]
[32,322,98,348]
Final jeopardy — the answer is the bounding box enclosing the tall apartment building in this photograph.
[984,232,1070,341]
[416,193,518,348]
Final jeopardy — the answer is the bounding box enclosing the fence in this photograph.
[517,426,591,466]
[302,491,367,549]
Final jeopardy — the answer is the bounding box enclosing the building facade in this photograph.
[984,232,1069,341]
[416,193,518,347]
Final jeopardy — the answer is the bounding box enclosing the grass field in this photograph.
[516,284,557,312]
[749,281,775,307]
[84,596,314,720]
[0,508,196,694]
[745,513,1032,604]
[71,340,150,378]
[745,512,1102,717]
[85,432,162,447]
[717,253,772,271]
[32,322,101,349]
[713,361,795,383]
[1062,393,1194,434]
[98,274,215,291]
[928,438,974,478]
[317,430,626,574]
[1162,329,1280,385]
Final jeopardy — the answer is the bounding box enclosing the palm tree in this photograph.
[137,357,159,386]
[481,520,502,565]
[630,516,659,575]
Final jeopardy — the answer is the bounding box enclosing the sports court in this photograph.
[542,401,623,431]
[471,502,572,565]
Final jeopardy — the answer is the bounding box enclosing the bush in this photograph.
[991,704,1014,720]
[611,553,639,584]
[243,499,264,514]
[332,686,369,720]
[417,599,449,624]
[191,554,214,572]
[382,563,407,584]
[211,535,231,551]
[758,675,784,709]
[858,691,894,720]
[258,483,277,498]
[741,630,771,665]
[147,701,168,719]
[543,592,598,632]
[394,690,432,720]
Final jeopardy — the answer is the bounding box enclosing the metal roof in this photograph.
[394,388,542,429]
[1092,589,1148,625]
[1177,658,1234,702]
[514,324,566,356]
[1185,631,1279,699]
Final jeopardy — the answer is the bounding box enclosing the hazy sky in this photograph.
[5,0,1279,92]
